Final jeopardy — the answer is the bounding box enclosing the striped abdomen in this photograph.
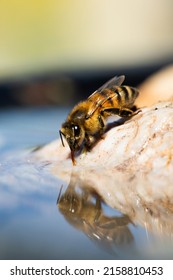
[87,85,139,118]
[109,85,139,108]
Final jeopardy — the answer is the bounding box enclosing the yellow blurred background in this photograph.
[0,0,173,81]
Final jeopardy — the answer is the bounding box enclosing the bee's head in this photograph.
[59,122,85,152]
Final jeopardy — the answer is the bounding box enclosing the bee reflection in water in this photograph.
[57,175,134,254]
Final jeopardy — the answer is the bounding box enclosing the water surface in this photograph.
[0,108,173,259]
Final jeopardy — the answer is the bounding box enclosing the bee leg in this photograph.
[94,197,102,223]
[101,107,120,117]
[85,134,98,150]
[132,108,142,116]
[81,145,88,155]
[101,107,135,118]
[98,114,106,136]
[101,108,131,132]
[98,114,105,128]
[119,108,134,117]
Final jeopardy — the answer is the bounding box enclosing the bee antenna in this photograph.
[59,130,65,147]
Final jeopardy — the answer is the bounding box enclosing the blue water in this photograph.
[0,107,173,260]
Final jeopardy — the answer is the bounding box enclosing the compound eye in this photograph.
[72,125,80,137]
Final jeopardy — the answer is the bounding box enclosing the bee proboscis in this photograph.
[59,75,139,165]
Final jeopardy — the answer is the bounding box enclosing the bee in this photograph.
[57,177,133,251]
[59,75,139,165]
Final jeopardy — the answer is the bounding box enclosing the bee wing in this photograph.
[96,75,125,92]
[86,75,125,119]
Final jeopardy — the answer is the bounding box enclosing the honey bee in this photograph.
[57,177,133,251]
[59,75,139,164]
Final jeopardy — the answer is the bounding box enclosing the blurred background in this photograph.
[0,0,173,107]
